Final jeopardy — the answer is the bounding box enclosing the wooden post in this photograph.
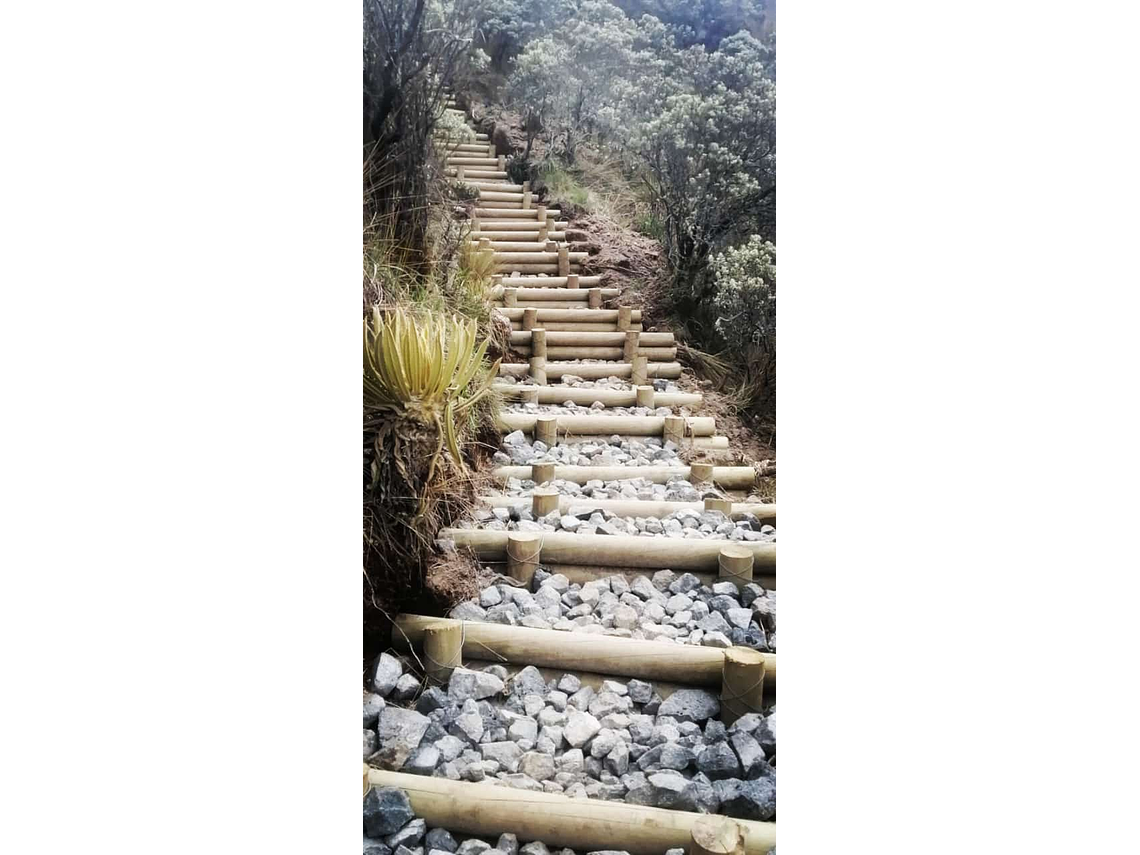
[690,463,714,485]
[522,308,538,330]
[704,497,733,516]
[545,240,558,252]
[691,816,746,855]
[523,190,533,210]
[498,154,506,170]
[538,221,549,242]
[489,145,497,158]
[720,646,766,725]
[523,181,531,193]
[529,356,547,385]
[623,330,640,361]
[635,386,655,407]
[663,415,685,446]
[533,489,559,517]
[472,216,481,233]
[531,328,547,358]
[522,388,539,404]
[535,203,546,223]
[617,306,632,331]
[456,165,465,180]
[504,288,518,307]
[423,621,463,684]
[567,274,580,289]
[718,544,754,589]
[491,273,502,285]
[631,356,648,386]
[587,287,601,308]
[558,246,569,276]
[531,461,555,485]
[535,415,558,446]
[506,533,542,587]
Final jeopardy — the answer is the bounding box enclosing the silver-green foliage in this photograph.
[708,235,775,356]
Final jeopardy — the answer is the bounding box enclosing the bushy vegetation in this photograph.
[500,0,776,411]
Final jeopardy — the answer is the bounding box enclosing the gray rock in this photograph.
[731,730,765,775]
[414,687,448,715]
[558,747,585,773]
[520,842,551,855]
[652,569,677,591]
[363,840,390,855]
[449,601,487,622]
[503,430,527,446]
[715,776,777,821]
[647,770,688,808]
[384,818,426,849]
[480,586,503,607]
[481,741,523,770]
[363,729,377,758]
[680,777,721,813]
[508,717,538,743]
[434,734,466,762]
[697,742,742,779]
[668,573,702,594]
[372,707,430,769]
[756,712,777,756]
[587,691,626,719]
[457,840,491,855]
[497,834,519,855]
[701,631,732,648]
[363,692,386,727]
[448,667,505,703]
[511,665,548,697]
[362,786,413,837]
[657,689,720,723]
[391,673,421,701]
[449,699,485,744]
[371,653,403,697]
[564,710,602,747]
[425,829,458,853]
[402,742,440,775]
[630,576,658,600]
[626,679,654,704]
[519,751,556,781]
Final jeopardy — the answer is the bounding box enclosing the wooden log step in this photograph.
[479,201,528,209]
[492,464,756,488]
[392,614,776,687]
[512,345,677,361]
[463,181,524,192]
[365,770,776,855]
[515,434,728,448]
[446,169,508,179]
[494,264,583,274]
[475,208,561,219]
[479,495,775,524]
[496,413,716,437]
[494,300,610,309]
[493,251,589,262]
[476,190,525,202]
[493,383,700,407]
[491,286,617,301]
[511,330,673,347]
[446,156,500,166]
[498,309,632,322]
[498,361,682,379]
[508,323,633,332]
[496,276,604,288]
[470,238,569,250]
[471,221,570,232]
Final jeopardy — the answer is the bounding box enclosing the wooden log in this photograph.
[493,251,589,263]
[521,387,539,404]
[364,771,776,855]
[441,528,775,573]
[478,191,524,202]
[588,287,602,308]
[531,328,546,358]
[509,321,639,332]
[509,435,728,449]
[510,346,677,362]
[534,415,558,445]
[719,544,755,589]
[529,356,546,385]
[492,286,620,301]
[492,384,701,408]
[475,208,563,218]
[522,308,537,330]
[493,264,583,275]
[392,615,776,686]
[506,533,541,586]
[692,816,747,855]
[422,621,462,684]
[531,462,555,485]
[479,495,776,525]
[567,273,579,289]
[720,646,766,726]
[492,464,755,488]
[632,355,648,386]
[498,361,682,380]
[558,245,570,275]
[532,488,559,516]
[664,415,685,445]
[624,330,640,361]
[504,287,518,307]
[496,413,716,437]
[499,276,604,287]
[509,331,672,347]
[618,305,632,330]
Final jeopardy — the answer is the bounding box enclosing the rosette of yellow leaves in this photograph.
[364,306,498,478]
